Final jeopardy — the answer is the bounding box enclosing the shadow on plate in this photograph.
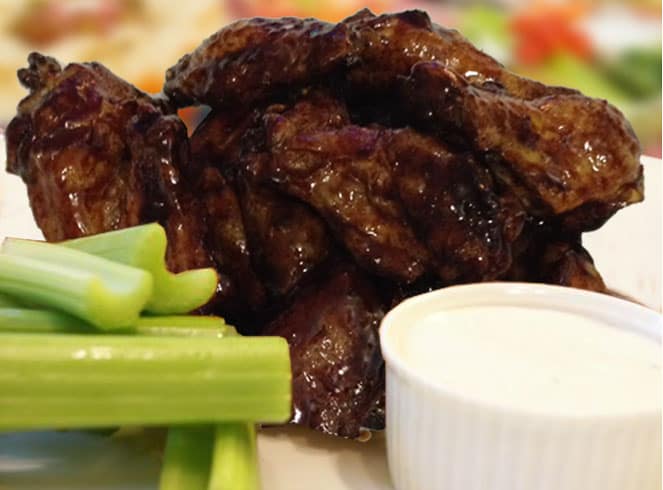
[0,429,162,490]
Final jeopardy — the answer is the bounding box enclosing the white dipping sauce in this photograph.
[403,305,661,415]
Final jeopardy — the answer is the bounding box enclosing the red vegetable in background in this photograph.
[511,4,594,64]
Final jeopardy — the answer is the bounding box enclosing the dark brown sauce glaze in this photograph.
[164,16,353,108]
[6,53,213,275]
[263,261,386,438]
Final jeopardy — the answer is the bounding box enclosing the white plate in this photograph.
[0,133,660,489]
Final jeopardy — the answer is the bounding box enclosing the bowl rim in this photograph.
[379,281,662,420]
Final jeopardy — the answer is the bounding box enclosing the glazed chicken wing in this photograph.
[344,9,575,100]
[190,104,332,306]
[261,94,432,283]
[6,53,212,274]
[402,62,643,228]
[259,95,523,284]
[263,261,386,437]
[505,223,606,292]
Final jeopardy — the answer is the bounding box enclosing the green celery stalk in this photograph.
[159,325,245,490]
[62,224,218,314]
[0,334,291,430]
[134,316,236,338]
[0,239,153,330]
[0,293,26,308]
[0,308,235,338]
[159,326,247,490]
[208,423,260,490]
[0,308,91,333]
[160,426,214,490]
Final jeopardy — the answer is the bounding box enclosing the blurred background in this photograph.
[0,0,660,155]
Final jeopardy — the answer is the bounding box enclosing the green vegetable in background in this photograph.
[601,47,662,99]
[0,239,153,330]
[131,316,236,338]
[63,223,218,315]
[458,6,511,63]
[515,54,629,106]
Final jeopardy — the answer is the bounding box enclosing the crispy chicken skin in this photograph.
[6,8,643,438]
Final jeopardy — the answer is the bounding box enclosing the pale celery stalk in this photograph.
[0,239,153,330]
[160,426,214,490]
[62,224,218,314]
[0,334,292,430]
[208,423,260,490]
[0,308,235,338]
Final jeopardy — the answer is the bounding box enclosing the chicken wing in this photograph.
[401,62,643,228]
[263,261,386,438]
[258,94,523,284]
[6,53,213,275]
[190,105,332,304]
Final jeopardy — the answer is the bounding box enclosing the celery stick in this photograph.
[0,308,91,333]
[0,308,236,338]
[159,324,240,490]
[0,292,41,309]
[0,240,153,330]
[62,224,218,314]
[0,334,291,430]
[160,426,214,490]
[0,293,25,308]
[208,423,260,490]
[134,315,237,339]
[135,316,236,338]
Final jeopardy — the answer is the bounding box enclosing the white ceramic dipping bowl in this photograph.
[380,282,661,490]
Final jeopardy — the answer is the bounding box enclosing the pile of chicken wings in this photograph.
[6,10,642,438]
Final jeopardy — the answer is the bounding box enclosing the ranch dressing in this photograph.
[403,305,661,415]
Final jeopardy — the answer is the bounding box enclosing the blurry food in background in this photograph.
[10,0,137,47]
[509,3,594,64]
[0,0,659,154]
[0,0,227,119]
[228,0,391,20]
[453,2,661,156]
